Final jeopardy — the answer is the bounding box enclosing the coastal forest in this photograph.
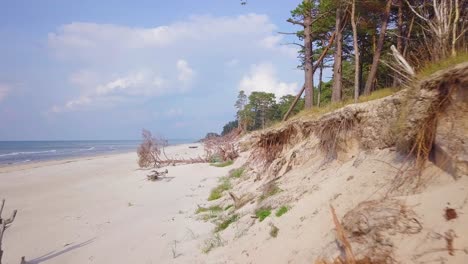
[220,0,467,136]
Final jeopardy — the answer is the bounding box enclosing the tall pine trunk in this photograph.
[393,0,403,87]
[317,58,324,107]
[364,0,392,95]
[350,0,360,102]
[332,5,343,102]
[304,0,314,109]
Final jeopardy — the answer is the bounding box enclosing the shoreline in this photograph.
[0,143,202,174]
[0,142,227,263]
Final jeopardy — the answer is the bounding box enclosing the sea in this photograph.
[0,139,195,166]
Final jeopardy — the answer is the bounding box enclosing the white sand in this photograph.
[0,144,232,264]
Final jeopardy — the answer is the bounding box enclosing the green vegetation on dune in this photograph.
[275,206,289,217]
[208,177,231,201]
[417,52,468,78]
[210,160,234,167]
[229,167,245,178]
[215,214,239,232]
[255,208,272,222]
[196,205,222,214]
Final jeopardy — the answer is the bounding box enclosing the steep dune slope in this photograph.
[196,63,468,264]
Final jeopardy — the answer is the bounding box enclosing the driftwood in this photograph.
[147,169,168,181]
[228,192,253,209]
[330,205,357,264]
[0,199,18,264]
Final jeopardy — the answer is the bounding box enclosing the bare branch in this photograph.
[286,18,304,26]
[277,31,299,35]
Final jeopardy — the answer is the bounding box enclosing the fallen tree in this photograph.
[137,129,207,169]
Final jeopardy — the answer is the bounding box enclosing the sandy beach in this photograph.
[0,143,232,264]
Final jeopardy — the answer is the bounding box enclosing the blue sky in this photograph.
[0,0,330,140]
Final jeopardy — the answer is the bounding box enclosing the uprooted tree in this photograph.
[137,129,206,170]
[203,128,241,163]
[137,128,241,174]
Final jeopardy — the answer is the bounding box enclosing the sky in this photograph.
[0,0,330,140]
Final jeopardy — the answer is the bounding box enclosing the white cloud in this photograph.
[52,70,168,112]
[176,59,195,85]
[238,63,298,98]
[0,84,10,102]
[47,14,300,113]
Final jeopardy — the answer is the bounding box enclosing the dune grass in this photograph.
[229,167,245,178]
[196,205,223,214]
[270,224,279,238]
[275,206,289,217]
[294,87,397,121]
[210,160,234,167]
[259,183,282,201]
[417,52,468,78]
[255,208,272,222]
[215,214,239,232]
[207,177,231,201]
[202,233,224,253]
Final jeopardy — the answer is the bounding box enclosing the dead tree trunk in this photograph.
[0,199,18,264]
[332,5,343,102]
[364,0,392,95]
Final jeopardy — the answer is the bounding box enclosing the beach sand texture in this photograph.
[0,143,228,264]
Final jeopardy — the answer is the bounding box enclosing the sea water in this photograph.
[0,139,194,165]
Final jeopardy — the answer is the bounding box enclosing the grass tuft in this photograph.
[208,177,231,201]
[196,205,222,214]
[417,52,468,78]
[255,208,272,222]
[229,167,245,178]
[215,214,239,232]
[210,160,234,167]
[224,204,233,211]
[275,206,288,217]
[259,182,282,201]
[202,233,224,254]
[269,224,279,238]
[294,87,397,121]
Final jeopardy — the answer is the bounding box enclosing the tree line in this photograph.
[219,0,467,135]
[285,0,466,114]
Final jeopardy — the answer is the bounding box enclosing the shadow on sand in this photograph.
[24,238,95,264]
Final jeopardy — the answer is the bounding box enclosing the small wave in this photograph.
[13,159,31,164]
[0,150,57,157]
[81,147,95,151]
